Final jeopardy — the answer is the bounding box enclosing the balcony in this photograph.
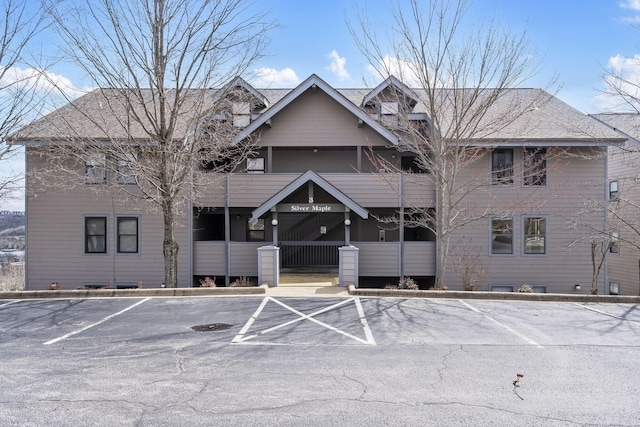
[194,172,435,208]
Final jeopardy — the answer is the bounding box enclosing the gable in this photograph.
[252,170,369,219]
[256,88,391,148]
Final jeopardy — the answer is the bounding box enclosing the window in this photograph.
[232,101,251,127]
[380,101,399,115]
[609,180,619,201]
[84,153,107,185]
[490,285,514,292]
[247,218,265,241]
[117,217,139,253]
[610,230,620,254]
[117,152,137,185]
[85,216,107,253]
[246,157,265,174]
[491,149,513,185]
[523,148,547,186]
[491,218,513,254]
[523,216,546,254]
[609,280,620,295]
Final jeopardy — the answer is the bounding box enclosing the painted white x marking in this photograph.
[232,297,375,345]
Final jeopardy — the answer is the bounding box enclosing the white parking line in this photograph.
[459,300,542,348]
[574,303,640,323]
[0,300,20,308]
[233,297,376,345]
[43,298,150,345]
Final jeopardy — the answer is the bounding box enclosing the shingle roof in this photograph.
[13,77,624,144]
[591,113,640,142]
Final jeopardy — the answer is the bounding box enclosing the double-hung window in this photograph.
[116,152,138,185]
[84,153,107,185]
[491,149,513,185]
[523,216,546,255]
[117,217,139,253]
[523,148,547,186]
[491,218,513,254]
[232,102,251,127]
[85,216,107,253]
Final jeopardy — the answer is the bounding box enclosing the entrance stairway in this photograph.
[278,273,339,287]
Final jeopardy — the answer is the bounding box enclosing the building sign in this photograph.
[276,203,345,213]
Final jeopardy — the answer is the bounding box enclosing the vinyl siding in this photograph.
[193,241,225,276]
[443,147,607,293]
[404,242,436,276]
[196,173,435,209]
[25,149,189,289]
[229,242,263,276]
[608,142,640,295]
[256,89,390,148]
[355,242,400,276]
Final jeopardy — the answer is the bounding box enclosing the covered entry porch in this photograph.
[252,171,367,286]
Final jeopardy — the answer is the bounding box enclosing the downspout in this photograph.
[604,146,609,295]
[399,172,404,280]
[24,148,29,290]
[187,199,193,287]
[225,174,231,286]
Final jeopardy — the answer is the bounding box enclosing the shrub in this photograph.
[0,262,24,291]
[199,276,216,287]
[230,276,254,287]
[398,276,418,290]
[517,283,533,293]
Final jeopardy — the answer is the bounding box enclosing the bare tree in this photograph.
[30,0,273,287]
[350,0,549,287]
[0,0,44,204]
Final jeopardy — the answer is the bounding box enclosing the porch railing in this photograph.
[279,241,342,268]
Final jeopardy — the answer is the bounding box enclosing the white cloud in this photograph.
[325,50,350,81]
[251,67,300,88]
[594,54,640,112]
[0,66,88,101]
[620,0,640,10]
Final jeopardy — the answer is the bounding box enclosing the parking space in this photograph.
[2,296,638,349]
[1,296,639,426]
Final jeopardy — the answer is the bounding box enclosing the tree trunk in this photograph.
[162,203,179,288]
[434,171,448,289]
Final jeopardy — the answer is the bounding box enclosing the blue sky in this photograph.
[248,0,640,112]
[3,0,640,211]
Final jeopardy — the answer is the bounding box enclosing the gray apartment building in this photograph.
[14,74,626,292]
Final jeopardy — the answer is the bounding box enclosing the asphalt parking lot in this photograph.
[1,295,639,426]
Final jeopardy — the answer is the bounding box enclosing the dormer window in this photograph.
[232,101,251,127]
[380,101,399,115]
